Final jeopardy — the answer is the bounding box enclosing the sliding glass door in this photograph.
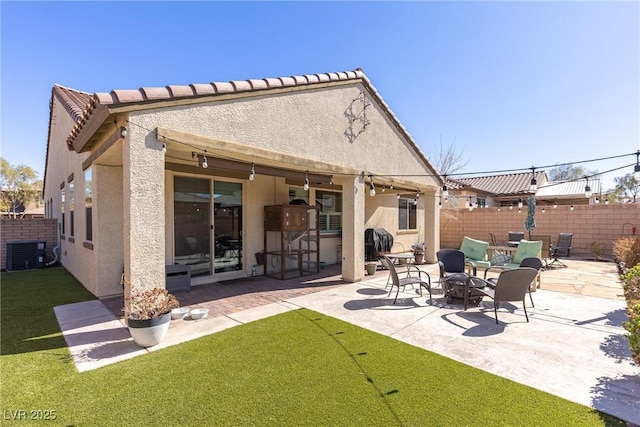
[173,176,243,279]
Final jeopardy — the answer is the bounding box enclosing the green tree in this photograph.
[614,173,640,203]
[0,158,41,218]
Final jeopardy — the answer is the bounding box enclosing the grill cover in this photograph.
[364,228,394,261]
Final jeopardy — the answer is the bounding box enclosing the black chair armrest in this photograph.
[484,266,505,279]
[467,260,478,276]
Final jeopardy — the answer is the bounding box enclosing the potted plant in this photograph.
[412,242,426,265]
[125,287,180,347]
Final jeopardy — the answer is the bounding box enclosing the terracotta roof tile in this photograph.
[141,87,171,100]
[263,77,282,88]
[315,73,331,82]
[278,76,296,86]
[94,92,117,105]
[247,79,268,90]
[212,81,235,93]
[111,89,145,103]
[230,80,252,91]
[52,85,92,122]
[305,74,320,84]
[292,75,308,85]
[190,83,216,95]
[167,85,195,98]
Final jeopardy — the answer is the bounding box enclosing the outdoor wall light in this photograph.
[303,171,310,191]
[249,163,255,181]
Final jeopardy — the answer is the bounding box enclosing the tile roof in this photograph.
[51,68,442,181]
[66,69,368,147]
[52,85,92,122]
[454,171,547,196]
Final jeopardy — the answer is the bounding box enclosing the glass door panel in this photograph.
[174,176,211,277]
[213,181,243,274]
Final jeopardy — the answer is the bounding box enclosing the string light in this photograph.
[442,175,449,200]
[634,150,640,179]
[396,192,400,200]
[570,204,574,211]
[249,163,255,181]
[605,196,609,205]
[303,171,309,191]
[584,177,592,198]
[369,175,376,197]
[201,150,208,169]
[553,200,558,209]
[542,206,546,213]
[518,198,523,209]
[530,167,537,191]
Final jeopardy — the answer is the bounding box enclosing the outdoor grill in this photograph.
[364,228,394,261]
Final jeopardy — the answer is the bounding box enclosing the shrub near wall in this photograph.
[0,218,58,270]
[620,264,640,365]
[440,203,639,258]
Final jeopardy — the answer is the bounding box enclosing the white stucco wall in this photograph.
[129,84,438,188]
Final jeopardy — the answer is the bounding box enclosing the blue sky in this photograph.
[1,1,638,191]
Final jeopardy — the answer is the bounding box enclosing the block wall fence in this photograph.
[1,218,58,270]
[440,204,639,259]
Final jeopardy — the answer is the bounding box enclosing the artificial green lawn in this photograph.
[1,269,624,426]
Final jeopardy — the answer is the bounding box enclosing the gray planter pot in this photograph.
[127,312,171,347]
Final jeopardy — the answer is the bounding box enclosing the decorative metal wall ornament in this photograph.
[344,90,371,143]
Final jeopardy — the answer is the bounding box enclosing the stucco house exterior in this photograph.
[43,69,442,298]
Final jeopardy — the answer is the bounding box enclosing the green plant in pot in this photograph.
[125,287,179,347]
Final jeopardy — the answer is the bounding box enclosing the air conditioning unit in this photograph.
[6,240,46,271]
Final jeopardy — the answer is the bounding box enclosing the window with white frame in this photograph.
[60,186,65,236]
[316,190,342,234]
[85,168,92,242]
[69,179,75,238]
[398,197,417,230]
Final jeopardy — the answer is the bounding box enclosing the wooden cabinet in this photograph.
[264,205,320,280]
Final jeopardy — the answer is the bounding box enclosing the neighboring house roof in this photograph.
[454,171,548,196]
[536,178,601,199]
[49,68,442,185]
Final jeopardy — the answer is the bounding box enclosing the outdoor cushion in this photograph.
[511,239,543,265]
[491,252,512,266]
[460,236,489,262]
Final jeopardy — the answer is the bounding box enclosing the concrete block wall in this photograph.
[1,218,58,270]
[440,204,639,258]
